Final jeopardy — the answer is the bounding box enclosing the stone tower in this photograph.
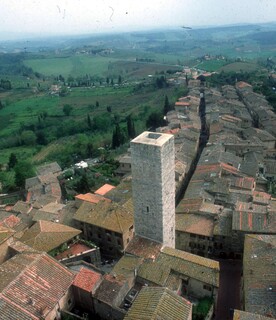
[131,131,175,248]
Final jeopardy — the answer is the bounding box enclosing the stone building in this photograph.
[131,131,175,248]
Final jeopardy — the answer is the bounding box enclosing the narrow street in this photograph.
[215,259,242,320]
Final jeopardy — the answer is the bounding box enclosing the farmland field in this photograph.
[24,55,121,77]
[218,61,262,72]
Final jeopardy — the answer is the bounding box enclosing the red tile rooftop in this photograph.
[125,235,162,260]
[236,81,252,88]
[0,215,20,229]
[95,184,116,196]
[56,243,93,260]
[164,128,180,135]
[75,193,110,203]
[175,101,190,106]
[73,267,102,292]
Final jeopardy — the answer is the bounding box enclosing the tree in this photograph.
[77,174,90,193]
[96,101,99,108]
[111,78,114,86]
[106,77,110,84]
[146,112,165,129]
[8,153,17,170]
[0,100,4,110]
[63,104,73,116]
[126,115,136,139]
[21,130,36,146]
[36,131,47,145]
[106,106,112,113]
[112,124,125,149]
[163,95,172,115]
[14,161,35,188]
[118,75,122,85]
[87,114,92,129]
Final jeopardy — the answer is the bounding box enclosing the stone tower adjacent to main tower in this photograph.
[131,131,175,248]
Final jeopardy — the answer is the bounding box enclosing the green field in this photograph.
[24,55,120,78]
[218,61,261,72]
[196,60,229,72]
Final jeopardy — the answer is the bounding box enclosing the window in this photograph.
[203,284,212,291]
[190,234,196,238]
[117,239,121,245]
[107,237,111,242]
[98,234,101,238]
[199,235,205,240]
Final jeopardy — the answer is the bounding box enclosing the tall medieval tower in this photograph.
[131,131,175,248]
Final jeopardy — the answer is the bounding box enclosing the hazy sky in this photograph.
[1,0,276,39]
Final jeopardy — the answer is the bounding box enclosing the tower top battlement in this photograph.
[131,131,173,147]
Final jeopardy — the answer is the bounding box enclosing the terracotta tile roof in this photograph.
[12,201,32,215]
[94,273,127,306]
[232,210,276,234]
[137,247,220,288]
[112,255,143,281]
[0,252,75,319]
[95,183,116,196]
[19,220,81,252]
[236,81,252,89]
[243,235,276,317]
[0,295,39,320]
[176,213,214,236]
[104,179,132,204]
[233,309,275,320]
[176,198,204,213]
[230,176,255,190]
[175,101,190,107]
[55,243,94,260]
[75,192,110,204]
[0,226,14,244]
[74,200,133,234]
[124,287,192,320]
[0,214,21,229]
[125,235,162,260]
[73,267,102,292]
[36,162,61,176]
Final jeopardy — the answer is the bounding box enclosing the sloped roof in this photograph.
[233,310,276,320]
[176,213,214,236]
[138,247,219,287]
[94,273,127,306]
[74,200,133,234]
[73,267,102,292]
[12,201,32,215]
[124,287,192,320]
[0,295,38,320]
[232,210,276,234]
[125,235,162,260]
[75,192,109,204]
[0,214,21,229]
[95,183,116,196]
[243,235,276,317]
[36,162,61,176]
[0,226,14,244]
[0,252,75,319]
[19,220,81,252]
